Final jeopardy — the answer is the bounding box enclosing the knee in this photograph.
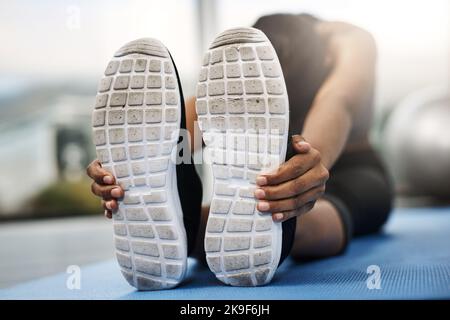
[364,168,393,233]
[342,167,393,236]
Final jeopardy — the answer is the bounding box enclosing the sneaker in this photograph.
[196,28,290,286]
[92,38,196,290]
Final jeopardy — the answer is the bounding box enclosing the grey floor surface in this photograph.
[0,216,114,288]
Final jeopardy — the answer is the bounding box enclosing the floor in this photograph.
[0,216,113,288]
[1,206,449,299]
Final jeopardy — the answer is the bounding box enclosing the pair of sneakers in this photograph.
[92,27,290,290]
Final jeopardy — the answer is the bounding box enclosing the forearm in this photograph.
[185,96,201,153]
[301,91,352,169]
[302,21,376,169]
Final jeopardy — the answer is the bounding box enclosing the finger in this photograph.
[103,199,118,211]
[257,184,325,213]
[273,201,316,222]
[291,135,311,154]
[257,149,321,186]
[104,209,112,219]
[256,166,328,200]
[92,183,124,200]
[111,187,124,198]
[86,159,115,185]
[101,201,113,219]
[257,197,297,213]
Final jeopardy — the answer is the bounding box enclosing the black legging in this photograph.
[279,146,393,263]
[321,149,393,253]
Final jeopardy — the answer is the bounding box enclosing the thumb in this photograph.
[291,135,311,154]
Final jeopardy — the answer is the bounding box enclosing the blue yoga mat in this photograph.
[1,207,449,299]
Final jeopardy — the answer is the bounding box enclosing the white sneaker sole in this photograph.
[196,28,290,286]
[92,38,187,290]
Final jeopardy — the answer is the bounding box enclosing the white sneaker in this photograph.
[92,38,188,290]
[196,28,290,286]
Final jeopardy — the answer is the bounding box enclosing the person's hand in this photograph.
[86,159,124,219]
[254,135,329,222]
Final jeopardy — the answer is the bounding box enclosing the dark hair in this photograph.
[253,14,330,129]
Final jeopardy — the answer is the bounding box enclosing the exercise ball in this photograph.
[383,85,450,199]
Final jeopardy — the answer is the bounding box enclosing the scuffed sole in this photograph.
[92,38,187,290]
[196,28,290,286]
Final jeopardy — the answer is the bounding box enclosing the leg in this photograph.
[191,205,209,263]
[291,199,346,260]
[174,63,203,256]
[291,149,393,260]
[325,151,393,237]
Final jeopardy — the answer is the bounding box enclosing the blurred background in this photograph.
[0,0,448,287]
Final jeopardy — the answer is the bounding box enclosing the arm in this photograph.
[255,22,377,222]
[302,21,377,169]
[185,96,201,153]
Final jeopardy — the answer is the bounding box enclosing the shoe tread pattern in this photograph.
[196,28,289,286]
[92,38,186,290]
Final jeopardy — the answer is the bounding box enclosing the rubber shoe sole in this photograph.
[92,38,187,290]
[196,28,290,286]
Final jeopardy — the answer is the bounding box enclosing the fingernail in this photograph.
[111,201,118,210]
[297,141,308,147]
[103,175,113,184]
[105,201,112,210]
[257,201,270,211]
[256,176,267,186]
[273,213,284,221]
[111,188,122,198]
[254,189,265,199]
